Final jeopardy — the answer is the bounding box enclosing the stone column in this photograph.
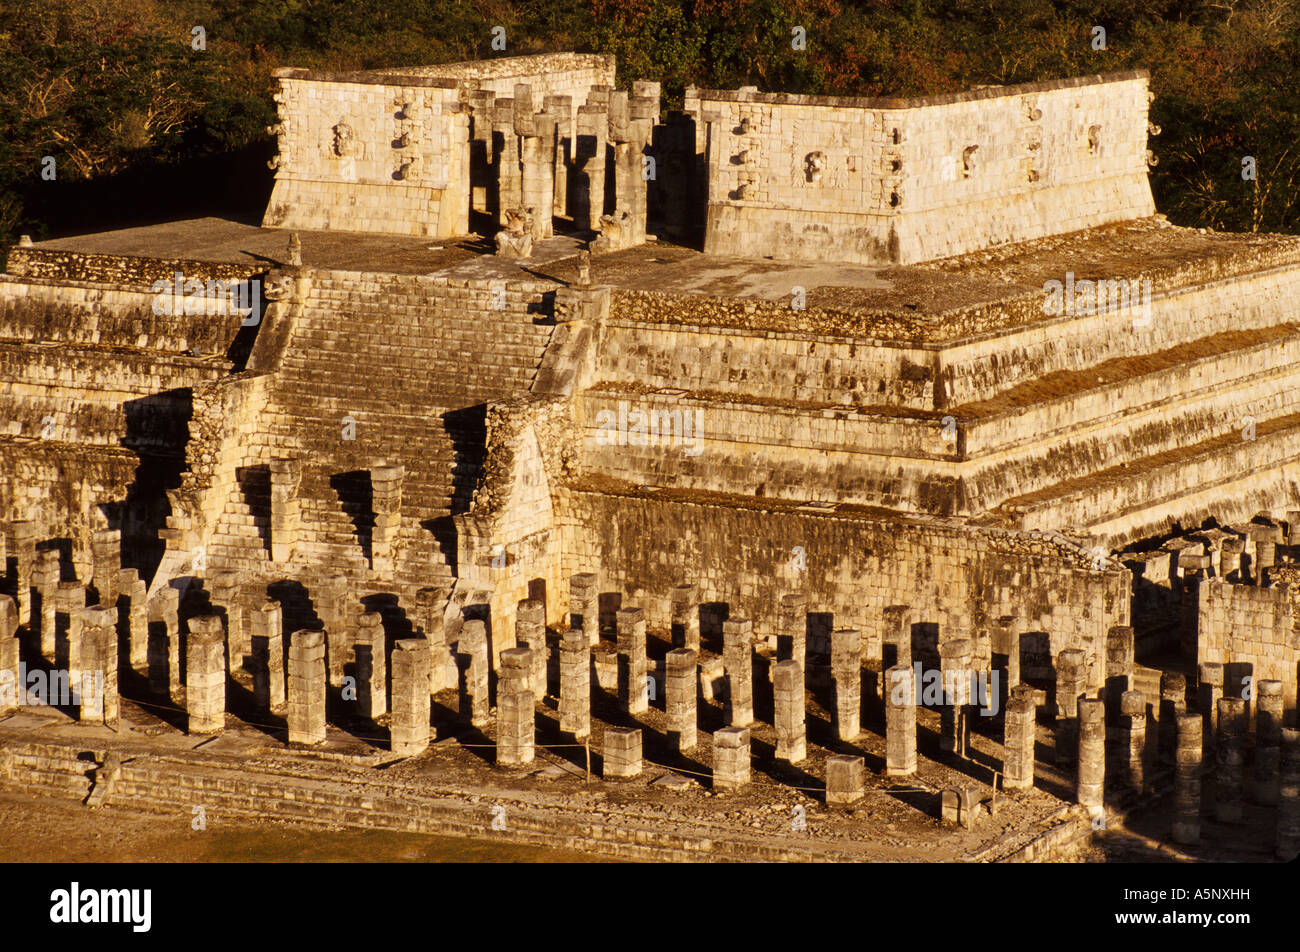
[458,619,490,729]
[519,126,556,241]
[1002,685,1037,790]
[120,569,148,671]
[0,595,19,716]
[616,605,649,715]
[1254,679,1284,806]
[545,94,572,219]
[826,755,865,807]
[369,463,404,576]
[559,627,590,740]
[886,662,917,776]
[1220,538,1244,581]
[569,573,599,646]
[773,659,806,763]
[1159,671,1187,765]
[494,98,522,226]
[603,726,642,778]
[1278,728,1300,861]
[148,586,181,699]
[415,587,451,693]
[574,104,607,231]
[882,605,912,669]
[1104,625,1133,717]
[491,645,533,766]
[994,615,1021,692]
[670,584,700,651]
[515,598,547,697]
[90,528,121,607]
[831,627,862,741]
[1054,649,1087,766]
[1198,662,1223,744]
[34,549,59,659]
[78,606,118,728]
[1252,524,1280,579]
[778,593,808,668]
[1178,560,1205,655]
[712,726,750,793]
[185,616,226,735]
[268,458,302,563]
[722,617,754,727]
[1215,696,1246,823]
[1118,690,1148,792]
[665,648,697,752]
[1077,697,1105,811]
[56,581,84,685]
[317,576,349,687]
[940,637,973,756]
[287,629,327,746]
[391,638,431,757]
[250,600,285,712]
[10,521,36,626]
[608,91,652,247]
[1171,712,1203,844]
[355,611,387,720]
[208,570,242,675]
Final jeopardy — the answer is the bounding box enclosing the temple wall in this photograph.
[602,291,936,409]
[699,72,1154,264]
[388,52,615,101]
[1198,578,1298,715]
[263,75,467,238]
[550,487,1126,687]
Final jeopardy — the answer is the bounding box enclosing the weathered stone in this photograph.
[616,605,649,714]
[722,617,754,727]
[287,629,327,746]
[1077,697,1105,811]
[826,754,865,807]
[489,645,532,765]
[1214,696,1246,823]
[886,662,917,777]
[830,627,861,741]
[772,659,805,762]
[712,726,750,794]
[559,627,590,740]
[1002,686,1036,790]
[1171,713,1203,844]
[186,615,226,735]
[603,726,642,778]
[665,647,697,752]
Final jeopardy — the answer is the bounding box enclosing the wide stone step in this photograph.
[984,409,1300,545]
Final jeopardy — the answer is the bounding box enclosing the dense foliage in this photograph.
[1,0,1297,246]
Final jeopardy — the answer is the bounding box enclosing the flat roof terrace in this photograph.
[24,215,1300,343]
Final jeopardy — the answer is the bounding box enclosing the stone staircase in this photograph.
[205,268,557,597]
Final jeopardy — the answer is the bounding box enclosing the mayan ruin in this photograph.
[0,3,1295,907]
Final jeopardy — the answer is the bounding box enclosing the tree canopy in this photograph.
[2,0,1297,246]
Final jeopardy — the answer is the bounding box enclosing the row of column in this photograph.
[477,81,661,253]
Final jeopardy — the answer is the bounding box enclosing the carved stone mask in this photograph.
[804,151,826,183]
[332,122,355,157]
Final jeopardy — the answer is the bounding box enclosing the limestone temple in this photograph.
[0,52,1296,860]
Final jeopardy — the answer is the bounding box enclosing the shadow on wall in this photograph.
[444,404,488,516]
[267,578,324,639]
[330,470,375,565]
[113,388,195,581]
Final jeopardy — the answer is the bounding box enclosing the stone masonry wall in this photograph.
[263,75,467,238]
[554,486,1127,687]
[699,72,1153,264]
[1198,578,1298,715]
[387,52,616,101]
